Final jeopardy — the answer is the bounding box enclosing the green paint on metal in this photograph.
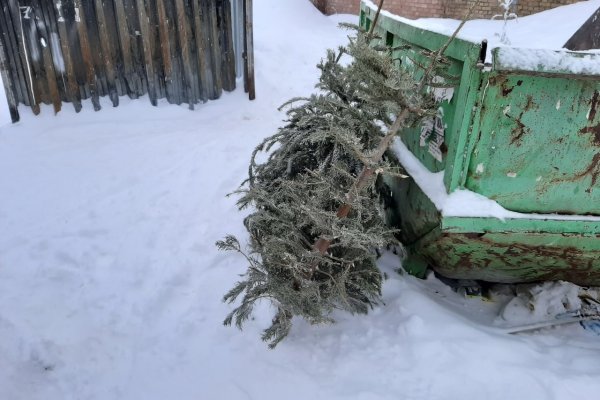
[442,216,600,235]
[445,57,484,191]
[360,2,600,285]
[382,175,441,244]
[361,3,485,193]
[415,227,600,285]
[402,249,430,279]
[466,71,600,215]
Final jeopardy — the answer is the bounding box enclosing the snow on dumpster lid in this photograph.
[493,47,600,76]
[362,0,600,61]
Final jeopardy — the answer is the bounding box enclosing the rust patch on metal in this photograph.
[502,85,514,97]
[589,90,599,121]
[423,232,600,285]
[579,153,600,192]
[500,78,523,97]
[497,76,512,97]
[509,117,527,145]
[508,96,535,146]
[523,95,535,111]
[579,123,600,146]
[551,153,600,193]
[462,232,486,240]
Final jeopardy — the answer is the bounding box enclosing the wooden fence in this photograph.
[0,0,255,123]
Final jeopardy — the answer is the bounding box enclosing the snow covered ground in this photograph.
[1,1,600,399]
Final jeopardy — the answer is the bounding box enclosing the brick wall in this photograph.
[311,0,581,19]
[310,0,361,14]
[441,0,581,19]
[382,0,447,18]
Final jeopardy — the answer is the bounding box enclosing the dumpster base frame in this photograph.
[404,216,600,286]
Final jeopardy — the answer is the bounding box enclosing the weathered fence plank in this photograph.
[156,0,178,103]
[20,0,50,108]
[38,0,67,101]
[9,0,40,113]
[136,0,158,106]
[81,1,108,97]
[0,2,27,110]
[244,0,255,100]
[147,0,166,100]
[0,0,244,120]
[191,0,209,102]
[73,0,100,110]
[0,22,20,122]
[199,0,218,99]
[207,0,223,99]
[54,0,83,112]
[94,0,118,106]
[114,0,139,98]
[126,0,148,96]
[219,0,235,92]
[175,0,198,109]
[32,0,61,113]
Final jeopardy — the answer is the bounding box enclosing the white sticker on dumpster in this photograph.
[419,108,445,162]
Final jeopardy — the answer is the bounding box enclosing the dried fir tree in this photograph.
[217,25,435,348]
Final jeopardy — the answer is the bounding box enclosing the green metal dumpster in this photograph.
[360,2,600,285]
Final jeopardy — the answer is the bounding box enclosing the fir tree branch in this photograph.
[218,6,482,346]
[367,0,385,40]
[310,0,480,265]
[416,0,479,93]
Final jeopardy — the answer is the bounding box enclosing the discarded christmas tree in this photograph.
[217,25,437,348]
